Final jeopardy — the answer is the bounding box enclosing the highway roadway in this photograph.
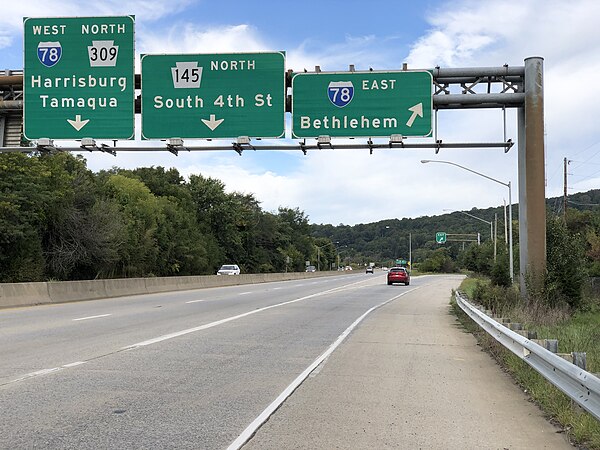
[0,272,573,449]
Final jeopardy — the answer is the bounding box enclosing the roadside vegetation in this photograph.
[451,205,600,449]
[0,152,340,281]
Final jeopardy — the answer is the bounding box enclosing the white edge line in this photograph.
[227,285,422,450]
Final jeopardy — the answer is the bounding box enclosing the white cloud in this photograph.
[138,23,268,55]
[0,0,192,48]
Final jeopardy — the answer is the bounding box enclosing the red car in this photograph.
[387,267,410,285]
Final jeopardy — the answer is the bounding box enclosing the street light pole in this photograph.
[422,160,513,282]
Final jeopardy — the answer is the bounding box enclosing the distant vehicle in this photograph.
[382,266,389,272]
[366,266,374,274]
[387,267,410,286]
[306,265,316,272]
[217,264,240,275]
[344,266,353,271]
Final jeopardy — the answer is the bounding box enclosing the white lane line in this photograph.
[122,278,371,351]
[186,299,205,304]
[63,361,86,368]
[72,314,112,321]
[4,362,87,386]
[227,285,422,450]
[238,292,252,296]
[4,277,374,386]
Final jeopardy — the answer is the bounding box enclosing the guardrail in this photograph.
[455,291,600,421]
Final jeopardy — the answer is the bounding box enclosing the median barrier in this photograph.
[144,275,207,293]
[47,279,108,304]
[103,277,148,298]
[0,282,51,308]
[0,270,360,309]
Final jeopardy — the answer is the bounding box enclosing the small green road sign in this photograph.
[291,70,432,138]
[23,16,135,140]
[141,52,285,139]
[436,232,447,244]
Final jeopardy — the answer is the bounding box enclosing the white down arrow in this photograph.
[201,114,225,131]
[67,115,90,131]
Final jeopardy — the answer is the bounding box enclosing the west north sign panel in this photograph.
[291,71,433,138]
[141,52,285,139]
[23,16,135,140]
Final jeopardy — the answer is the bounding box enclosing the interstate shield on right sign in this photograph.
[292,70,432,139]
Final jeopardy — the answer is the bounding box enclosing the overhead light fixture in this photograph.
[166,137,187,156]
[167,137,184,147]
[36,138,56,152]
[80,138,96,147]
[37,138,54,147]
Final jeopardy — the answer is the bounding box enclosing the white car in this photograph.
[217,264,241,275]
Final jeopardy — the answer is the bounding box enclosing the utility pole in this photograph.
[563,157,570,222]
[409,232,412,271]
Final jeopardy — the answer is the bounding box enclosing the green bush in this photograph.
[419,247,456,273]
[490,252,511,287]
[546,217,587,309]
[471,281,519,315]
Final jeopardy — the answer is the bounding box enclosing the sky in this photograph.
[2,0,600,226]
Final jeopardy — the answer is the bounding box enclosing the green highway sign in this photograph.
[291,70,432,138]
[141,52,285,139]
[23,16,135,140]
[436,232,447,244]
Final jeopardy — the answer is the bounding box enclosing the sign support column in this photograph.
[518,56,545,295]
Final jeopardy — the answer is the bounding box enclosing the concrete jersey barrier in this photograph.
[0,270,357,309]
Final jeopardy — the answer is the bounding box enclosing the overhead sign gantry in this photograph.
[23,16,135,140]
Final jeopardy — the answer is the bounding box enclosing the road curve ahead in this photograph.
[0,273,572,449]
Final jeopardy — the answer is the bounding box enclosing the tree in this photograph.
[419,248,456,273]
[0,153,49,281]
[103,174,162,277]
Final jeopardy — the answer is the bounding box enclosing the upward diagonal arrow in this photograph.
[406,103,423,127]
